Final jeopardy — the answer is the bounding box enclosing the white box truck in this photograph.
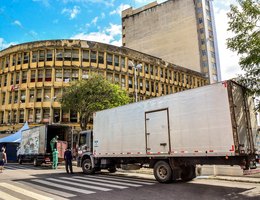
[77,80,259,183]
[17,124,71,166]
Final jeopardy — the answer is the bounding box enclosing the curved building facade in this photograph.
[0,40,207,130]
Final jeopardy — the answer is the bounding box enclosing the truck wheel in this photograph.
[108,166,116,173]
[18,157,22,165]
[82,158,95,174]
[33,158,39,167]
[154,161,172,183]
[181,165,196,181]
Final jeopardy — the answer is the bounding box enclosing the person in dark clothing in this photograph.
[64,147,73,174]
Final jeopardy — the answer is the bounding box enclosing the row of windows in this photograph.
[0,109,77,124]
[0,68,206,88]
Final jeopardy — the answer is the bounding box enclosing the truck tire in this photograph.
[82,158,95,174]
[18,157,22,165]
[154,161,172,183]
[108,166,117,173]
[181,165,196,181]
[33,158,40,167]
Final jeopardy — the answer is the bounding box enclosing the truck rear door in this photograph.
[145,109,170,154]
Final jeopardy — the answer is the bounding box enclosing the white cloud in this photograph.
[213,0,242,80]
[70,23,121,46]
[62,6,80,19]
[32,0,50,7]
[110,4,130,16]
[13,20,22,28]
[91,17,98,25]
[0,38,16,50]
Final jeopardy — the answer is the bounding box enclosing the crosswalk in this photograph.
[0,174,156,200]
[4,163,50,170]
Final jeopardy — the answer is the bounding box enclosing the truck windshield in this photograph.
[79,133,87,147]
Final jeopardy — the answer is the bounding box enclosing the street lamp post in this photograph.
[133,64,142,102]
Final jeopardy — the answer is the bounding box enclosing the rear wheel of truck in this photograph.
[108,166,117,173]
[33,158,40,167]
[181,165,196,181]
[82,158,95,174]
[18,157,22,165]
[154,161,172,183]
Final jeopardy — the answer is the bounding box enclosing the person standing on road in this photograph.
[64,147,73,174]
[50,135,59,152]
[0,148,7,173]
[52,148,58,169]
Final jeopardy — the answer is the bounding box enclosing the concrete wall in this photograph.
[123,0,201,72]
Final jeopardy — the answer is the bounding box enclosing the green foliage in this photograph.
[227,0,260,110]
[61,74,130,130]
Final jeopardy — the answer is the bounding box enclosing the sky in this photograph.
[0,0,241,81]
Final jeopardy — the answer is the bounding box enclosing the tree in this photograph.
[227,0,260,110]
[61,74,130,130]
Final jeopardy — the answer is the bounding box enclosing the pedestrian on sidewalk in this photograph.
[0,148,7,173]
[64,146,73,174]
[52,148,58,169]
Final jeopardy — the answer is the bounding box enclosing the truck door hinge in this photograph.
[146,133,150,135]
[146,148,151,150]
[146,118,150,120]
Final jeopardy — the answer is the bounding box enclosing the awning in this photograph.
[0,122,29,143]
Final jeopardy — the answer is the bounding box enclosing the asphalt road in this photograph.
[0,163,259,200]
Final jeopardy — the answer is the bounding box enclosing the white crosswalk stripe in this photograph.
[31,179,96,195]
[89,175,155,185]
[0,182,53,200]
[47,177,112,191]
[73,176,143,187]
[1,174,155,199]
[63,176,128,189]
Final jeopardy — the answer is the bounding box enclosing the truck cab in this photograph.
[77,130,93,167]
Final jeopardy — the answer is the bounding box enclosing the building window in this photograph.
[121,76,125,88]
[22,71,27,83]
[211,51,215,58]
[45,69,52,82]
[70,110,77,123]
[19,109,24,123]
[35,109,41,123]
[43,109,50,123]
[54,88,62,101]
[19,90,25,103]
[200,28,204,34]
[198,18,203,24]
[72,49,79,61]
[197,7,203,13]
[55,69,62,82]
[36,89,42,102]
[209,30,213,38]
[82,50,89,62]
[107,53,113,65]
[82,70,88,79]
[29,89,34,102]
[62,110,69,122]
[128,59,134,70]
[107,73,113,82]
[8,91,12,104]
[15,72,20,84]
[114,55,119,67]
[12,54,16,66]
[28,109,33,123]
[121,57,125,68]
[203,61,208,67]
[31,70,36,82]
[128,77,133,88]
[150,65,154,75]
[38,69,43,82]
[72,69,78,81]
[90,51,97,63]
[14,91,18,103]
[23,52,29,64]
[32,51,38,63]
[1,92,5,105]
[145,64,149,74]
[115,74,119,83]
[10,73,14,85]
[17,53,22,65]
[201,39,205,45]
[160,68,164,78]
[140,79,143,90]
[5,56,9,68]
[44,88,51,102]
[151,82,154,93]
[210,40,214,48]
[46,49,53,61]
[64,69,70,82]
[39,50,45,62]
[96,52,103,64]
[56,49,63,61]
[202,50,207,56]
[64,49,71,61]
[146,81,149,91]
[54,109,60,123]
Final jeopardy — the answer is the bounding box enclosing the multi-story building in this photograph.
[0,40,207,131]
[122,0,221,84]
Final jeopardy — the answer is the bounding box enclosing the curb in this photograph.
[207,176,260,184]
